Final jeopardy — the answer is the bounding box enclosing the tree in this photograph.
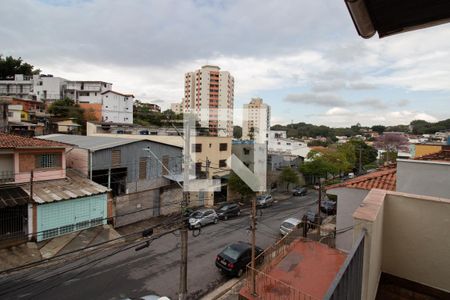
[279,167,299,190]
[48,97,84,123]
[375,132,409,163]
[348,140,378,171]
[371,125,386,135]
[228,171,254,201]
[233,126,242,139]
[300,156,339,183]
[0,55,41,79]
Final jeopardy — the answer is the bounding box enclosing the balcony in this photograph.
[0,170,15,184]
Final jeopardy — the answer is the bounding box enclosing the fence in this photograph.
[323,232,365,300]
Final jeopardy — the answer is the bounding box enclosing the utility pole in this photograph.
[250,193,257,296]
[317,178,322,237]
[29,170,34,202]
[179,117,191,300]
[358,147,362,175]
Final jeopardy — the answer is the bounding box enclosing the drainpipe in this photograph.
[89,150,93,179]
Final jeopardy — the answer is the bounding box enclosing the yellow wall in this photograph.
[414,144,442,158]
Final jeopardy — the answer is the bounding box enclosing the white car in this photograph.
[280,218,301,236]
[188,208,218,228]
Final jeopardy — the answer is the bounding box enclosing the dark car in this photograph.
[303,210,322,229]
[215,242,264,277]
[216,203,241,220]
[292,186,307,196]
[320,200,336,215]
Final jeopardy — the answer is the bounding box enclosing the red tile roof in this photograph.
[0,133,69,149]
[326,168,397,191]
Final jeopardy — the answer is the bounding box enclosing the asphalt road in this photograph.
[0,191,318,300]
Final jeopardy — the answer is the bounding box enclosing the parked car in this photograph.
[280,218,301,236]
[188,209,218,229]
[215,242,264,277]
[256,194,273,208]
[303,210,322,229]
[216,203,241,220]
[292,186,307,196]
[320,199,336,215]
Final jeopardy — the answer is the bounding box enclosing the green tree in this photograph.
[0,55,41,79]
[279,167,299,190]
[348,140,378,171]
[300,156,338,181]
[48,97,84,123]
[228,171,254,200]
[233,126,242,139]
[371,125,386,135]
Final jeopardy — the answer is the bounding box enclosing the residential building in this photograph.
[101,90,134,124]
[135,101,161,113]
[0,74,66,101]
[411,143,443,158]
[170,102,182,114]
[183,65,234,137]
[86,125,232,206]
[232,140,256,171]
[7,105,22,123]
[38,134,183,226]
[242,97,270,142]
[55,119,81,134]
[268,130,309,154]
[0,133,109,243]
[65,80,112,103]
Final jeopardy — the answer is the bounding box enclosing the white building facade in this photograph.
[101,91,134,124]
[65,80,112,104]
[183,65,234,137]
[170,102,183,114]
[0,74,66,101]
[242,97,271,142]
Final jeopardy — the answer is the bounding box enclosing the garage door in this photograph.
[37,194,107,241]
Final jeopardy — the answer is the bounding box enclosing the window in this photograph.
[112,150,121,166]
[219,159,227,168]
[162,155,169,176]
[35,153,62,169]
[219,143,228,151]
[192,143,202,153]
[139,158,147,179]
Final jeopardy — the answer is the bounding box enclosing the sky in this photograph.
[1,0,449,127]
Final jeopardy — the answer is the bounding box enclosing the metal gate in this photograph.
[0,205,27,242]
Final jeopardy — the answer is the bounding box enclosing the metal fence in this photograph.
[323,232,365,300]
[246,266,317,300]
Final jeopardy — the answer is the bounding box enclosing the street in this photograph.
[0,192,318,300]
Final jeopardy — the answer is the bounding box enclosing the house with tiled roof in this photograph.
[0,133,109,245]
[326,166,397,252]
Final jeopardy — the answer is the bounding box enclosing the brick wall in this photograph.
[19,154,35,172]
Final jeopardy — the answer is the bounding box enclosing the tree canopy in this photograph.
[0,55,41,79]
[228,171,254,200]
[279,167,299,190]
[48,97,84,123]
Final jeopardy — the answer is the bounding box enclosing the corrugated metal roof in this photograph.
[21,169,109,204]
[0,187,29,208]
[37,134,140,152]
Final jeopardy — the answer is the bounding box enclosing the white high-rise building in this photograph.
[183,65,234,137]
[170,102,183,114]
[242,98,271,142]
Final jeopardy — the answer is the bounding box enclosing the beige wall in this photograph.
[382,192,450,292]
[66,147,89,176]
[353,189,386,300]
[353,190,450,299]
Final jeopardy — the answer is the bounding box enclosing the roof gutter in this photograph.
[345,0,376,39]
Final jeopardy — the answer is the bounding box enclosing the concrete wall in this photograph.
[160,186,182,215]
[397,159,450,198]
[66,148,89,176]
[382,192,450,292]
[327,187,369,252]
[353,189,386,300]
[114,189,159,227]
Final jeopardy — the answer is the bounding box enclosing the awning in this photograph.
[0,187,30,209]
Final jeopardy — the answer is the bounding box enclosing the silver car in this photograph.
[188,209,218,228]
[256,194,274,208]
[280,218,301,236]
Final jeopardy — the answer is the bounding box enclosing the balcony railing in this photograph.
[0,170,15,183]
[324,232,365,300]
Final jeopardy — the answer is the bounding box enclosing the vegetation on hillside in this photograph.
[0,55,41,79]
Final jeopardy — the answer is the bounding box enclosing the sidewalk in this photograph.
[200,278,245,300]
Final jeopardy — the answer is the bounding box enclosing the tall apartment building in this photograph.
[170,102,182,114]
[183,65,234,137]
[242,97,271,142]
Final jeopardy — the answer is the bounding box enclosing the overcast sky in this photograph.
[1,0,449,127]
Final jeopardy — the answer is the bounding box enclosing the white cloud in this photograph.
[325,107,350,116]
